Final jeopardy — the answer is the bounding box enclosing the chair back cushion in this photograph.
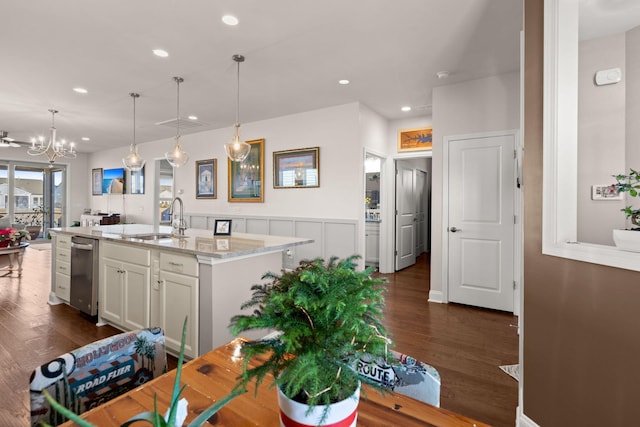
[355,349,441,407]
[29,327,167,427]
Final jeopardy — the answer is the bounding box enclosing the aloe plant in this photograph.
[42,318,244,427]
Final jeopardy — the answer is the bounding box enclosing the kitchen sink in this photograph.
[136,233,173,240]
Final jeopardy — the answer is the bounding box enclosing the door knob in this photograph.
[449,226,461,233]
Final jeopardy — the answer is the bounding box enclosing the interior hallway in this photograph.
[0,246,518,427]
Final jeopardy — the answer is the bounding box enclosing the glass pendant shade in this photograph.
[224,124,251,162]
[165,76,189,168]
[123,144,145,171]
[166,136,189,167]
[226,54,251,162]
[123,93,145,171]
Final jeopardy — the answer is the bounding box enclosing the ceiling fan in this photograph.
[0,131,27,148]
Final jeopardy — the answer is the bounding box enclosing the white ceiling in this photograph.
[0,0,523,153]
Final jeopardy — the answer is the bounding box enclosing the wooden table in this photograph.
[0,242,28,276]
[61,338,489,427]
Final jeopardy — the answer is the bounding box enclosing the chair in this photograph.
[29,328,167,427]
[356,349,441,407]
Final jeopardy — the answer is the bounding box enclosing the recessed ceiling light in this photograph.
[73,87,88,94]
[81,137,90,141]
[222,15,239,26]
[436,70,450,79]
[188,115,198,120]
[338,79,350,85]
[401,106,412,112]
[153,49,169,58]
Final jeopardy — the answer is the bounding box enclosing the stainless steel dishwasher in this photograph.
[70,236,99,316]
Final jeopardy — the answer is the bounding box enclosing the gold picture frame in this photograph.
[398,127,433,152]
[228,138,264,202]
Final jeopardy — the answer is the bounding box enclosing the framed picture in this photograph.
[103,167,126,194]
[228,138,264,202]
[273,147,320,188]
[92,168,103,195]
[214,219,232,236]
[130,166,145,195]
[398,127,433,152]
[195,159,217,199]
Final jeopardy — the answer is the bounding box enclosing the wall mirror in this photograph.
[543,0,640,271]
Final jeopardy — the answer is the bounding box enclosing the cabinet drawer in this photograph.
[57,247,71,263]
[160,252,198,276]
[103,242,150,266]
[56,261,70,275]
[55,272,70,301]
[57,234,71,248]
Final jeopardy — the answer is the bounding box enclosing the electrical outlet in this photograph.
[591,184,623,200]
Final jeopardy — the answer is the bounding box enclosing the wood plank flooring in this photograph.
[0,246,517,427]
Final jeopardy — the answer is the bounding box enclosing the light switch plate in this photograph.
[591,184,623,200]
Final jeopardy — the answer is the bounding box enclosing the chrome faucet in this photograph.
[169,196,187,236]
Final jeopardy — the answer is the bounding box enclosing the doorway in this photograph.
[394,157,432,271]
[364,154,382,268]
[0,161,67,240]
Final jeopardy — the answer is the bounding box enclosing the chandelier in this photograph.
[165,76,189,168]
[28,109,77,164]
[122,92,145,171]
[224,54,251,162]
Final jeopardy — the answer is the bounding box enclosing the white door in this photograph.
[416,170,427,254]
[448,133,515,312]
[395,164,416,270]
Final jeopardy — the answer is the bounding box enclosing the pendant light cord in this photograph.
[176,77,181,138]
[236,58,240,126]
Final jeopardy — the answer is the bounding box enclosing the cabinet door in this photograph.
[159,270,198,358]
[122,262,150,330]
[101,258,124,325]
[55,272,70,301]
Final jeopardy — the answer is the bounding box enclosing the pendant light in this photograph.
[165,76,189,168]
[122,93,145,171]
[224,54,251,162]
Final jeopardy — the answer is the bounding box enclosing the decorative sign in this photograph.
[398,127,433,152]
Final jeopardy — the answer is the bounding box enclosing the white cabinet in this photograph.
[54,234,71,301]
[156,252,199,358]
[100,242,150,331]
[365,222,380,266]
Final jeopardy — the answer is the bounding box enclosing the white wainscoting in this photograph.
[184,213,359,270]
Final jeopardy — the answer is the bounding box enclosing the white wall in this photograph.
[89,103,363,220]
[431,71,520,297]
[627,26,640,195]
[577,33,626,245]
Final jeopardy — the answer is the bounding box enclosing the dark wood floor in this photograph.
[1,246,518,427]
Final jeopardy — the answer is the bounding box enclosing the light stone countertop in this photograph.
[50,224,313,259]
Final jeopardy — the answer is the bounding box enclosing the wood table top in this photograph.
[61,338,489,427]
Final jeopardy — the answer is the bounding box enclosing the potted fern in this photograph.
[229,255,391,426]
[612,169,640,252]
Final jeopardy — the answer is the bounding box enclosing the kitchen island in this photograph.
[49,224,313,358]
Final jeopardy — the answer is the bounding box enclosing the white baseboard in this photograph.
[517,407,540,427]
[428,290,443,303]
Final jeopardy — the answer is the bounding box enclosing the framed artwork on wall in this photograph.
[228,138,264,202]
[398,127,433,152]
[92,168,103,195]
[103,167,126,194]
[195,159,217,199]
[273,147,320,188]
